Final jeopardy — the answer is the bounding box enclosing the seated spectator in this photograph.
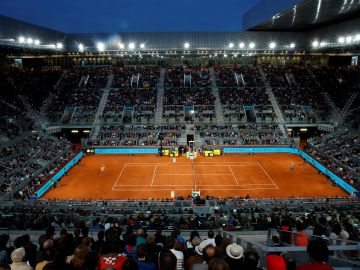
[165,236,184,270]
[266,255,286,270]
[208,259,229,270]
[35,240,54,270]
[135,244,155,270]
[10,247,33,270]
[70,244,89,270]
[159,252,177,270]
[0,235,11,265]
[184,236,200,260]
[224,243,244,270]
[145,235,162,269]
[296,240,333,270]
[243,250,262,270]
[203,231,215,247]
[292,222,309,246]
[187,241,207,270]
[98,240,127,270]
[192,245,217,270]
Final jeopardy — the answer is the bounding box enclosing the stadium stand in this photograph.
[1,1,360,269]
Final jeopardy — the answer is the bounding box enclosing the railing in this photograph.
[222,229,360,268]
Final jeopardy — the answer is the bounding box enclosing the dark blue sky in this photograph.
[0,0,261,33]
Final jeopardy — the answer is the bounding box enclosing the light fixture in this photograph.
[290,43,295,48]
[27,38,33,44]
[118,43,125,49]
[71,130,79,133]
[346,36,352,43]
[249,42,255,49]
[78,43,84,52]
[128,42,135,50]
[228,42,234,49]
[56,42,63,49]
[184,42,190,49]
[34,39,40,45]
[312,40,319,48]
[269,42,276,49]
[239,42,245,49]
[97,42,105,52]
[338,37,345,44]
[140,43,145,49]
[18,36,25,43]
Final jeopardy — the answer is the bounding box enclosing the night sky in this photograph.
[0,0,261,33]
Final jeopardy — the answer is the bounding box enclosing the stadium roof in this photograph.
[245,0,360,31]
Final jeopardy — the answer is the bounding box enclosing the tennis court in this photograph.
[43,153,349,200]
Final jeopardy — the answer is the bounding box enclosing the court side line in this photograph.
[228,165,239,185]
[150,165,157,186]
[258,163,279,189]
[112,163,127,191]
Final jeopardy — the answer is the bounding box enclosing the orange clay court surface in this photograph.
[43,153,349,200]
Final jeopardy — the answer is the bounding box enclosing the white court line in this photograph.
[112,163,127,191]
[258,163,279,189]
[124,162,259,165]
[112,187,278,191]
[228,165,239,185]
[114,184,193,186]
[114,183,274,187]
[155,174,233,176]
[192,160,197,191]
[150,165,157,186]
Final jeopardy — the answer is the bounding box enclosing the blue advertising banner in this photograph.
[95,148,158,154]
[35,151,83,198]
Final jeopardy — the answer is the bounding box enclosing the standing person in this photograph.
[100,164,106,176]
[290,162,295,172]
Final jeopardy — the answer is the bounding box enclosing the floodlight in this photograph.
[184,42,190,49]
[249,42,255,49]
[56,43,63,49]
[118,43,125,49]
[269,42,276,49]
[34,39,40,45]
[18,36,25,43]
[27,38,33,44]
[290,43,296,48]
[346,36,352,43]
[239,42,245,49]
[140,43,145,49]
[312,40,319,48]
[338,37,345,44]
[78,43,84,52]
[228,43,234,49]
[128,42,135,50]
[97,42,105,52]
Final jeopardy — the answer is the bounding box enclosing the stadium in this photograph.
[0,0,360,269]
